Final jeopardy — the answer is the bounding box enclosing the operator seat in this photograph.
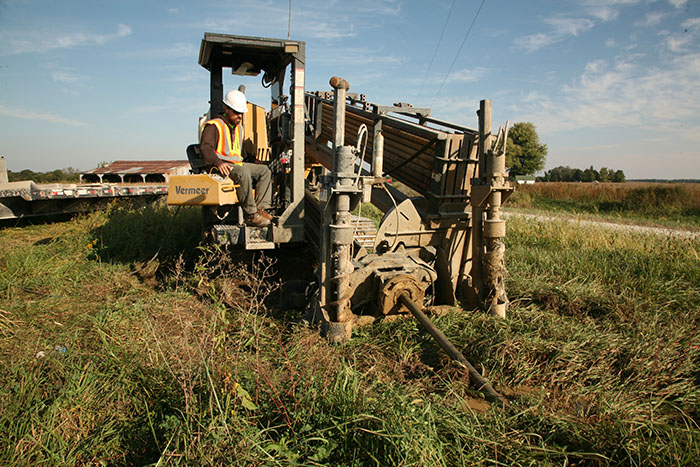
[186,144,207,174]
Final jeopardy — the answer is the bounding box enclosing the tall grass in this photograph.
[1,200,699,464]
[509,182,700,227]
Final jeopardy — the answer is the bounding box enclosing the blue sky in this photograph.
[0,0,698,179]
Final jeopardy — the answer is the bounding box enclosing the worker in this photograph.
[199,89,273,227]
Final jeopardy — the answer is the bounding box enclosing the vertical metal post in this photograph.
[476,100,509,318]
[0,156,7,184]
[291,44,306,206]
[210,64,223,117]
[372,120,384,178]
[478,100,492,182]
[471,101,490,303]
[320,76,355,342]
[330,76,349,154]
[330,146,354,325]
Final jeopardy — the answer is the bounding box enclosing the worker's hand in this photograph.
[217,161,233,178]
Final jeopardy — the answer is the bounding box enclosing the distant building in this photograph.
[514,175,536,185]
[81,160,190,184]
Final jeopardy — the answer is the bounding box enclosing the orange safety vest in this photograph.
[202,117,244,165]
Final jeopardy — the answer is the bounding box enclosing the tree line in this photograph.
[540,165,626,183]
[504,122,627,182]
[8,168,80,184]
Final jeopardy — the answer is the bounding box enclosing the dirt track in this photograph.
[504,211,700,240]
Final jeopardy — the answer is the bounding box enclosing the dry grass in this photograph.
[1,200,699,465]
[509,182,700,227]
[515,181,700,203]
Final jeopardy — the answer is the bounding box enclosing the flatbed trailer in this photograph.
[0,180,167,222]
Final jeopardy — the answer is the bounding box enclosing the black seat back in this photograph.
[186,144,207,174]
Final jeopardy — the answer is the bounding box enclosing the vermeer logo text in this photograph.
[174,186,210,195]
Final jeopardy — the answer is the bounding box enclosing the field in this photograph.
[1,189,699,465]
[508,182,700,228]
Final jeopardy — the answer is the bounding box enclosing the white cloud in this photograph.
[666,35,692,52]
[589,7,619,22]
[522,91,547,103]
[45,62,86,94]
[345,71,392,88]
[444,67,488,84]
[683,18,700,29]
[116,24,131,37]
[300,20,357,40]
[51,70,83,85]
[634,12,667,27]
[120,42,195,59]
[514,15,595,53]
[582,0,641,21]
[669,0,688,9]
[664,17,700,52]
[514,33,561,53]
[582,0,640,6]
[197,0,401,41]
[1,24,132,55]
[430,97,480,121]
[0,104,88,126]
[355,0,402,16]
[313,47,404,66]
[173,71,201,83]
[545,17,595,36]
[516,51,700,140]
[585,0,639,4]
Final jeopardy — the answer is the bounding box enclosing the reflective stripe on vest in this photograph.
[202,117,243,165]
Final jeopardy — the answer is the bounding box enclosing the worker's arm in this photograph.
[200,125,234,177]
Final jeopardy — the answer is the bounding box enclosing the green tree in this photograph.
[506,122,548,176]
[8,168,79,183]
[612,169,626,182]
[582,165,598,182]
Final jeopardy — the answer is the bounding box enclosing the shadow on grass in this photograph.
[93,201,203,266]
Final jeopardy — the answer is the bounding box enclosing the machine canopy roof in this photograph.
[199,33,303,77]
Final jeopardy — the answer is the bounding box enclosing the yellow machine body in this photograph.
[167,174,239,206]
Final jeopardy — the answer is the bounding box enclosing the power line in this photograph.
[431,0,487,108]
[415,0,457,105]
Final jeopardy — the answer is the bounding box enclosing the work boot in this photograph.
[245,211,271,227]
[257,209,273,221]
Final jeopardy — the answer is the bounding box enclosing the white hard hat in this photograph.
[223,90,248,113]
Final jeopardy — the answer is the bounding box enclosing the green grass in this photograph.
[352,201,384,228]
[1,201,699,465]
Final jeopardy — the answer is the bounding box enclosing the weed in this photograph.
[1,200,699,465]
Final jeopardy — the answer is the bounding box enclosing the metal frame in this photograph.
[305,80,513,342]
[198,33,307,245]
